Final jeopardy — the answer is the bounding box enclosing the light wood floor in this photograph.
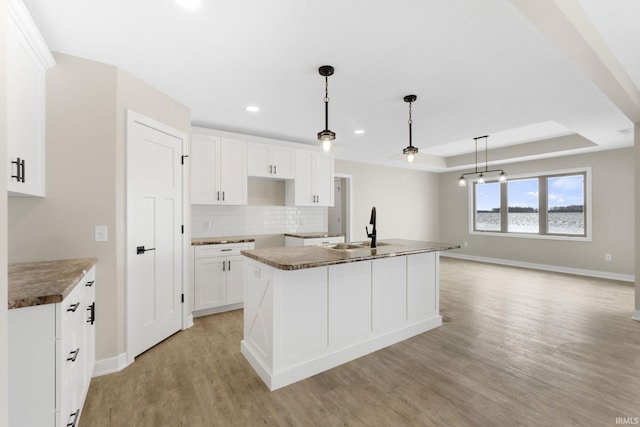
[80,258,640,426]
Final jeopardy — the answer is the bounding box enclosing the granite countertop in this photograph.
[8,258,97,309]
[241,239,460,270]
[285,232,345,239]
[192,236,256,246]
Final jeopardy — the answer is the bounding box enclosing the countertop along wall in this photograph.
[439,147,634,279]
[8,53,191,365]
[334,159,440,243]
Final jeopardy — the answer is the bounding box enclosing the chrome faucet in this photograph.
[366,206,377,248]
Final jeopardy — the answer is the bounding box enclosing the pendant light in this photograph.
[402,95,419,163]
[317,65,336,152]
[457,135,507,187]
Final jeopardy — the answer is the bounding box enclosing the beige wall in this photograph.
[335,159,440,242]
[1,0,9,424]
[439,148,634,277]
[635,123,640,313]
[8,53,190,361]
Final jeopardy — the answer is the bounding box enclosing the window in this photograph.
[471,169,589,240]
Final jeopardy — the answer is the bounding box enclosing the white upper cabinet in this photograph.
[287,149,334,207]
[191,133,247,205]
[247,142,294,179]
[7,0,56,197]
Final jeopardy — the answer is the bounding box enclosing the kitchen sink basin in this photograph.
[353,241,393,247]
[322,243,363,251]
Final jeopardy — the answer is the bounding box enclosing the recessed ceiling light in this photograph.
[174,0,201,10]
[354,129,365,134]
[246,106,260,113]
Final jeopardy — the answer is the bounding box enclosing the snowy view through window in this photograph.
[475,174,585,236]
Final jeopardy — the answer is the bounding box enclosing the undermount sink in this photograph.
[321,241,396,251]
[353,241,392,247]
[322,243,363,251]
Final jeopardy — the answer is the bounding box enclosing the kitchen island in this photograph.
[240,239,459,390]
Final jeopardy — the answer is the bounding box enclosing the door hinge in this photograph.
[181,293,184,303]
[181,155,189,165]
[181,225,184,234]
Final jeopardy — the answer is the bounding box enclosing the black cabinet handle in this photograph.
[221,248,232,252]
[67,348,80,362]
[274,165,277,174]
[11,157,25,183]
[87,302,95,325]
[228,260,231,271]
[269,165,273,174]
[217,191,220,201]
[67,409,79,427]
[85,280,95,287]
[222,261,226,272]
[222,191,225,201]
[67,303,80,312]
[136,246,156,255]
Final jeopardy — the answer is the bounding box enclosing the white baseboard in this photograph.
[186,313,194,329]
[633,310,640,321]
[442,253,635,283]
[93,352,130,378]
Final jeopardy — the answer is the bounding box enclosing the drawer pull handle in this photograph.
[67,348,80,362]
[67,303,80,312]
[11,157,25,183]
[87,302,96,325]
[85,280,95,287]
[67,409,80,427]
[221,248,233,252]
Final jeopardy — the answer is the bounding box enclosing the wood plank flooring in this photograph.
[80,258,640,426]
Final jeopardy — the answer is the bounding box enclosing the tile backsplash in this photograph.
[192,205,327,238]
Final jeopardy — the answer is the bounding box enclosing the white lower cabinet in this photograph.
[8,266,96,427]
[193,242,254,315]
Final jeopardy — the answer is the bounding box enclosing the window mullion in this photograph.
[500,181,508,233]
[539,177,548,234]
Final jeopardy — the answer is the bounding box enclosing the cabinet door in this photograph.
[7,16,47,197]
[194,257,227,310]
[247,142,271,178]
[191,134,220,204]
[219,138,247,205]
[271,146,294,179]
[294,150,315,206]
[314,153,334,206]
[226,255,246,305]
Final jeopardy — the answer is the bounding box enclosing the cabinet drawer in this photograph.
[305,236,345,246]
[195,243,254,258]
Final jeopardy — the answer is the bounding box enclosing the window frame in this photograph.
[468,167,592,242]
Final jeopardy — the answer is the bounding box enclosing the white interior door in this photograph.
[127,111,185,360]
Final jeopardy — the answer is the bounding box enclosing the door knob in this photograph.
[136,246,156,255]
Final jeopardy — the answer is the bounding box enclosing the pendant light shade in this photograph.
[402,95,418,163]
[457,135,507,187]
[317,65,336,152]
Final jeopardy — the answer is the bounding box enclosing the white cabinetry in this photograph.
[286,149,334,206]
[247,142,294,179]
[284,235,344,247]
[7,0,55,196]
[193,242,255,315]
[9,266,96,427]
[191,133,247,205]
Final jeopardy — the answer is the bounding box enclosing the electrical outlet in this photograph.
[605,254,612,262]
[463,241,468,247]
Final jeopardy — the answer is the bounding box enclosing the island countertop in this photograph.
[8,258,97,309]
[284,232,345,239]
[241,239,459,270]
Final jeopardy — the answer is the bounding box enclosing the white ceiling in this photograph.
[23,0,640,172]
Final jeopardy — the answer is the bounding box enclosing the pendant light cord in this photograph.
[324,76,329,131]
[408,100,413,148]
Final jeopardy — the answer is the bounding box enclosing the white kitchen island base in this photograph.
[241,249,444,391]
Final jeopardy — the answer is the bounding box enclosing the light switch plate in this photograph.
[95,225,108,242]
